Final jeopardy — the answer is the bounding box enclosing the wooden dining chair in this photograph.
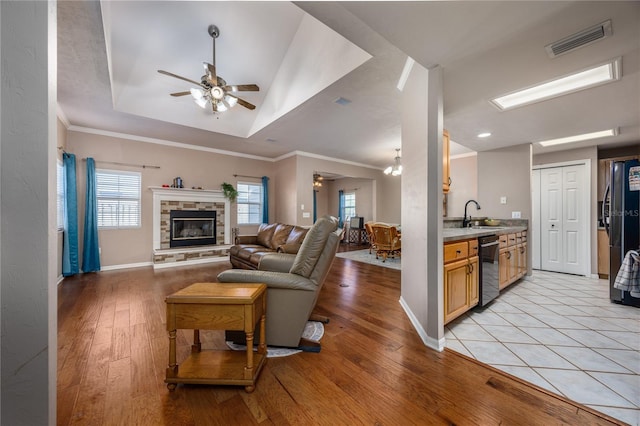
[371,223,401,262]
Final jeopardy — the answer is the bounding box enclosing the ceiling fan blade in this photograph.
[158,70,201,87]
[170,91,191,97]
[227,93,256,110]
[204,62,217,86]
[223,84,259,92]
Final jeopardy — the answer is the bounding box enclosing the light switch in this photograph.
[500,196,507,204]
[302,212,310,218]
[301,204,305,210]
[512,211,521,218]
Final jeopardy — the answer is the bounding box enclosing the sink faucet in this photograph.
[463,199,481,228]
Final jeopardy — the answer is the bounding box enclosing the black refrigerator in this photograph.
[605,159,640,307]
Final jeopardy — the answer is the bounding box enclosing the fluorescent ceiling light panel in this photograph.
[477,132,491,138]
[397,57,415,92]
[491,57,621,110]
[537,128,618,147]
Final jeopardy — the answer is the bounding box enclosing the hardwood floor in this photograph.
[57,248,625,425]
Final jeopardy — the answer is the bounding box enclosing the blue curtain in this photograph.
[313,190,317,223]
[82,158,101,272]
[261,176,269,224]
[62,153,79,276]
[338,189,345,228]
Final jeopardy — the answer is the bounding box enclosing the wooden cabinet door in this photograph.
[444,259,469,324]
[499,248,510,290]
[517,243,527,278]
[597,229,610,277]
[468,256,479,307]
[443,130,450,193]
[508,246,518,283]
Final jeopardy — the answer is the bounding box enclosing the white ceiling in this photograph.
[58,1,640,170]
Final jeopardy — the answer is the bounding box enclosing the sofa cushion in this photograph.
[234,245,267,261]
[286,226,308,244]
[256,223,277,248]
[271,224,293,249]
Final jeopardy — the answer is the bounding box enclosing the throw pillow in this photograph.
[256,223,277,248]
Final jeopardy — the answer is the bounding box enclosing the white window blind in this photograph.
[237,182,263,225]
[96,169,141,229]
[344,192,356,220]
[57,160,65,231]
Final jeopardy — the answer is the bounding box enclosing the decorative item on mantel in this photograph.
[221,182,238,202]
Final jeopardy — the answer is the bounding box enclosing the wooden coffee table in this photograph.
[164,282,267,393]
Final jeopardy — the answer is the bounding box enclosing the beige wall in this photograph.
[67,129,275,268]
[448,154,478,218]
[477,144,532,221]
[326,177,375,223]
[377,174,401,223]
[533,146,598,275]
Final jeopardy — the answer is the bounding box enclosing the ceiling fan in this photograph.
[158,24,259,113]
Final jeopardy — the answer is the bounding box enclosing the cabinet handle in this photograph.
[469,263,474,273]
[456,250,461,255]
[506,252,511,259]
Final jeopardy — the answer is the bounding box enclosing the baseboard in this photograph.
[152,256,228,270]
[398,296,445,352]
[101,261,153,271]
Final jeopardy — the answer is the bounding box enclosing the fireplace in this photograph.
[169,210,216,248]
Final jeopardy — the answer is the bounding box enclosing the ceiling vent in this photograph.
[545,20,612,58]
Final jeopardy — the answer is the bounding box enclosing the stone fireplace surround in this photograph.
[150,187,232,269]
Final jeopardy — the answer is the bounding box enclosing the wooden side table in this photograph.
[165,282,267,393]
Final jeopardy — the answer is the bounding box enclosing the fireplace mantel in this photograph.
[150,186,231,250]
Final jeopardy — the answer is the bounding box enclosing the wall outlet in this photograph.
[500,196,507,204]
[302,212,310,218]
[512,211,521,219]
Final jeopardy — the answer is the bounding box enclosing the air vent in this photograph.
[545,20,612,58]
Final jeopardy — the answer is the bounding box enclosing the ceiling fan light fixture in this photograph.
[225,95,238,108]
[194,97,208,109]
[190,88,205,100]
[215,100,228,112]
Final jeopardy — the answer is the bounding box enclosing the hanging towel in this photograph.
[614,250,640,297]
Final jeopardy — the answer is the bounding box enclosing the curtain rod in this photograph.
[233,174,264,180]
[82,158,160,169]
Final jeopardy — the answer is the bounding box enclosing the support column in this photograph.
[1,1,57,423]
[399,62,444,351]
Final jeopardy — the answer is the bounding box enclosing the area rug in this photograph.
[335,249,401,270]
[226,321,324,358]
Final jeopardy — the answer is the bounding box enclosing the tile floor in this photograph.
[445,270,640,425]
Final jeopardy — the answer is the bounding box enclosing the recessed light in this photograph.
[537,128,618,147]
[477,132,492,138]
[491,57,621,110]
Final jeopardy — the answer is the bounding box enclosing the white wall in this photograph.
[448,154,478,218]
[1,2,56,423]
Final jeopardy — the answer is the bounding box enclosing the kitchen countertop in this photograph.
[443,226,528,243]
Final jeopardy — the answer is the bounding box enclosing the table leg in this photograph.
[191,329,201,353]
[257,313,266,355]
[244,331,254,381]
[166,329,178,390]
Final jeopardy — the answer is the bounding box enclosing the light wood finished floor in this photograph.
[58,249,626,425]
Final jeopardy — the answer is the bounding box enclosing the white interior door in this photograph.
[538,163,587,275]
[541,168,563,272]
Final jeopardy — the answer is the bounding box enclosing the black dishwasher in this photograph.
[477,235,500,307]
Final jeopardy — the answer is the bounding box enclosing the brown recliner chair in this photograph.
[217,215,342,348]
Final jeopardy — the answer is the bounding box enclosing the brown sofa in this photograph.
[229,222,309,269]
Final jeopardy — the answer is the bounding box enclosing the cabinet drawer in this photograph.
[499,234,509,248]
[468,239,479,257]
[516,232,523,244]
[507,233,517,246]
[444,241,469,263]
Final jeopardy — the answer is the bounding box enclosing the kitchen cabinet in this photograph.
[499,231,526,290]
[443,129,451,193]
[444,239,479,324]
[597,228,610,278]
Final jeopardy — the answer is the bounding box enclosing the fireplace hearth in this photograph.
[169,210,216,248]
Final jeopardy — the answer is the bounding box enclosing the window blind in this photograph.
[96,169,141,228]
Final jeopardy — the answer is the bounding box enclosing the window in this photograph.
[237,182,263,225]
[343,192,356,221]
[57,160,65,231]
[96,169,141,229]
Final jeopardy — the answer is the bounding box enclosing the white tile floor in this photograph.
[445,270,640,425]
